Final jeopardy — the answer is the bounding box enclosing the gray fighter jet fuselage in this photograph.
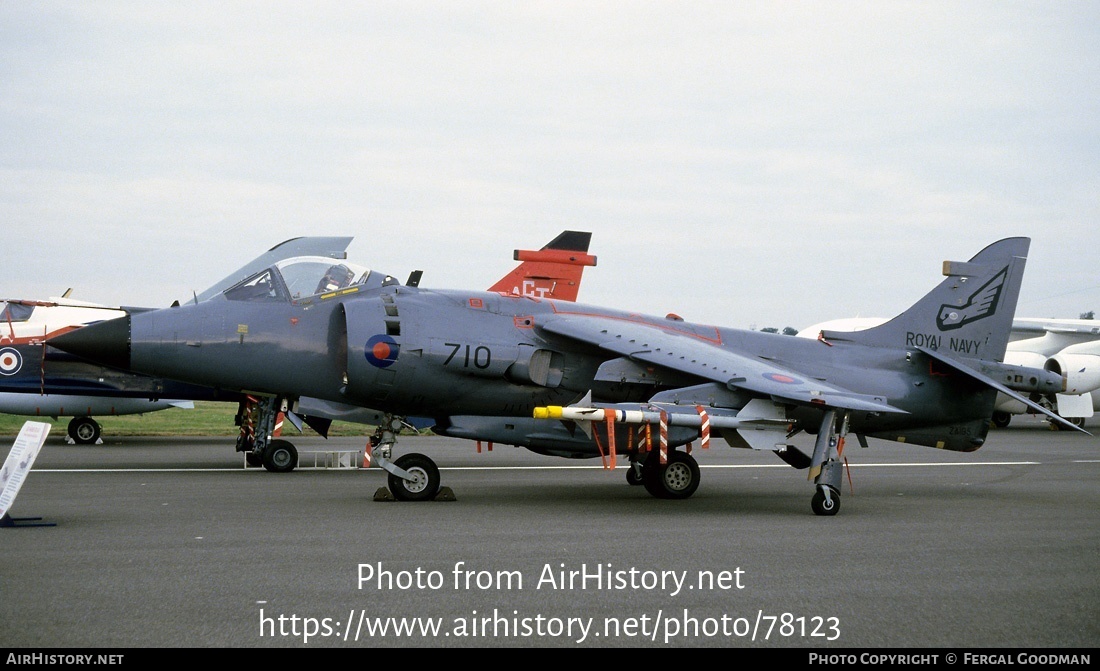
[51,237,1076,514]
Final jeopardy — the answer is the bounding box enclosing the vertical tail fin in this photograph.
[488,231,597,302]
[822,237,1030,362]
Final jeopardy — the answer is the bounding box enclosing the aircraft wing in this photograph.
[1013,318,1100,337]
[540,314,906,414]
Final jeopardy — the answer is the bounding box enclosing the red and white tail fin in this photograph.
[488,231,597,302]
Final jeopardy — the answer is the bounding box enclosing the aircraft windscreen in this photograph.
[223,269,284,302]
[1,302,34,323]
[275,257,372,299]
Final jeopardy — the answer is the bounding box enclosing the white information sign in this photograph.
[0,421,52,519]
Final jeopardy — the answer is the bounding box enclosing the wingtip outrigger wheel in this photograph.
[808,410,848,516]
[812,485,840,516]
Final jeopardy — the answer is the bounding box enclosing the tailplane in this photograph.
[820,237,1030,363]
[488,231,597,302]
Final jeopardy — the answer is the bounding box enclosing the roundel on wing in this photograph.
[365,334,400,368]
[0,347,22,376]
[763,372,800,385]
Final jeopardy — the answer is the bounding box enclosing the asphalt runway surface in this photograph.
[2,416,1098,649]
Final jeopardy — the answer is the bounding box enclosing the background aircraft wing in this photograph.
[541,313,905,414]
[1013,318,1100,337]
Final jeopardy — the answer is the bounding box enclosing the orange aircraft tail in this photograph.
[488,231,597,302]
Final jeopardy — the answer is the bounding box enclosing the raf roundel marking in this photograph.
[365,334,400,368]
[0,347,22,376]
[763,372,800,385]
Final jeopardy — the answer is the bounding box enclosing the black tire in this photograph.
[641,450,700,500]
[626,466,644,486]
[991,411,1012,429]
[388,453,441,502]
[245,452,263,467]
[811,486,840,516]
[1051,416,1087,431]
[262,439,298,473]
[236,433,255,452]
[68,417,101,445]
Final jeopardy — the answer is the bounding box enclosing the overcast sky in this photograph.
[3,2,1097,330]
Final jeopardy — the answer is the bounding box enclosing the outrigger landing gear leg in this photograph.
[808,410,848,516]
[369,415,443,502]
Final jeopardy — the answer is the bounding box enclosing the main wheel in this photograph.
[388,453,441,502]
[1051,416,1087,431]
[811,486,840,516]
[245,452,263,467]
[641,450,700,500]
[68,416,101,445]
[262,439,298,473]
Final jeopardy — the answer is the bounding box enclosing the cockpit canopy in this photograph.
[222,256,388,302]
[0,301,35,323]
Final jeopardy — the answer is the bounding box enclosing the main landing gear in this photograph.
[622,407,849,514]
[370,415,444,502]
[624,445,701,500]
[641,448,700,499]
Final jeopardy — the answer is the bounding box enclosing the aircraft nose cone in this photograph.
[48,315,132,370]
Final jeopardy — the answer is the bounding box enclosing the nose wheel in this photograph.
[236,395,299,472]
[261,439,298,473]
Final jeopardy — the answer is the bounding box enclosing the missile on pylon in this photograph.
[534,398,795,452]
[533,403,787,430]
